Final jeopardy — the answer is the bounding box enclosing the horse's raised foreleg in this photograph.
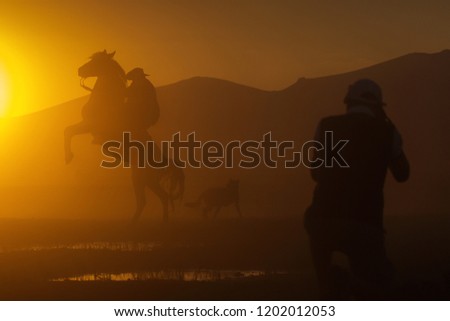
[64,122,91,164]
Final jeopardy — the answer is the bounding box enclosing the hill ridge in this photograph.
[14,49,450,118]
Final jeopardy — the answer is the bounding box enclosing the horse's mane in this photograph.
[110,59,126,83]
[90,51,126,84]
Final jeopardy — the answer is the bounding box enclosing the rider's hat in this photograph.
[126,68,149,80]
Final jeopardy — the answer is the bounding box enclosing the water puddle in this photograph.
[51,270,276,282]
[0,241,158,253]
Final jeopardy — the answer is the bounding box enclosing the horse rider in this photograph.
[125,67,160,136]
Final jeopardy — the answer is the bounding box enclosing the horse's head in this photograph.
[78,50,123,78]
[78,50,126,93]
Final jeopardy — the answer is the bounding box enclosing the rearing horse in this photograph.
[64,50,126,163]
[64,50,184,222]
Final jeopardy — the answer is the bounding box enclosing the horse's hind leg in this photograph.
[64,122,91,164]
[213,206,222,219]
[169,197,175,213]
[132,175,147,222]
[151,184,169,223]
[235,201,242,218]
[202,207,211,220]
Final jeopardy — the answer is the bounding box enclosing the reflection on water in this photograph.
[0,241,158,253]
[52,270,273,282]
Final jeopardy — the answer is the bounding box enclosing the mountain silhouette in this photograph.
[0,50,449,219]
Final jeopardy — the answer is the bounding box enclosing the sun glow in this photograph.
[0,64,10,116]
[0,42,39,117]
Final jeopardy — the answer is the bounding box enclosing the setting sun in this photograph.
[0,64,9,116]
[0,41,52,117]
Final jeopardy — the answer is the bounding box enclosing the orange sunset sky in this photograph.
[0,0,450,116]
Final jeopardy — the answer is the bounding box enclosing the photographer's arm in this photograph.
[389,128,410,182]
[310,121,324,182]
